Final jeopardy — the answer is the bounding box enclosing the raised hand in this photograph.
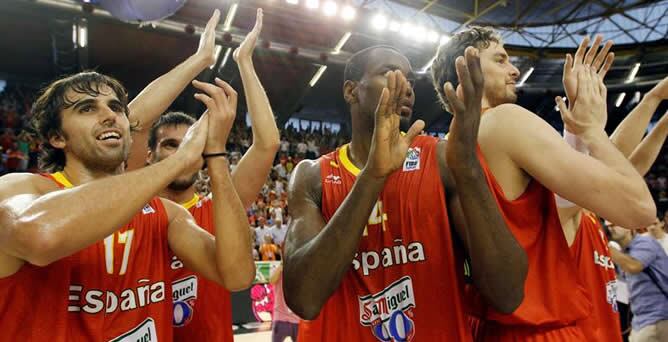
[443,47,484,166]
[556,64,608,137]
[177,112,210,175]
[646,76,668,101]
[233,8,262,64]
[364,70,425,179]
[563,35,614,114]
[192,78,238,155]
[195,9,222,66]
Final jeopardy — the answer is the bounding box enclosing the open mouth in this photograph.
[96,131,122,142]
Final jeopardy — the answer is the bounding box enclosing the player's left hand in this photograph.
[563,35,614,115]
[192,78,238,154]
[556,64,608,137]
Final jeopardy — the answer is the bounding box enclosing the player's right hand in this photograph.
[195,9,221,67]
[443,47,484,166]
[233,8,262,64]
[363,70,424,179]
[176,112,209,174]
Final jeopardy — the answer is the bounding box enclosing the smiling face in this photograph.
[52,85,131,172]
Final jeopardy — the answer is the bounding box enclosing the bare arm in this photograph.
[609,248,644,274]
[283,161,386,319]
[437,48,526,313]
[126,10,221,171]
[167,157,254,290]
[230,9,280,206]
[484,103,655,229]
[629,113,668,176]
[610,77,667,157]
[0,147,200,269]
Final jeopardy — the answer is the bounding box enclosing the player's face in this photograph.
[648,219,665,236]
[479,42,520,107]
[55,86,131,172]
[355,49,415,128]
[148,124,198,191]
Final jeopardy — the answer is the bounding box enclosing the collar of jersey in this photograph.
[51,171,74,189]
[339,144,361,176]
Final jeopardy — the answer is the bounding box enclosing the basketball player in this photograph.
[283,45,528,341]
[557,38,668,341]
[431,29,656,340]
[137,10,279,341]
[0,69,252,340]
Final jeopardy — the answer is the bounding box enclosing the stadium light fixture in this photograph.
[440,35,450,45]
[371,14,388,31]
[211,45,223,68]
[615,93,626,107]
[305,0,319,10]
[625,63,641,83]
[341,5,356,21]
[388,21,401,32]
[427,31,439,43]
[400,22,415,37]
[220,47,233,70]
[223,3,238,31]
[517,67,534,87]
[333,32,351,54]
[72,24,77,45]
[419,55,436,74]
[414,26,426,42]
[309,65,328,87]
[323,1,337,16]
[286,0,299,5]
[78,26,87,48]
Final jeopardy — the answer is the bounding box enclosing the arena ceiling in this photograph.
[0,0,666,132]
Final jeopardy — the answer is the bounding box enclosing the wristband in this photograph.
[202,152,229,159]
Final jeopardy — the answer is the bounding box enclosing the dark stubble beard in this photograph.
[167,173,198,191]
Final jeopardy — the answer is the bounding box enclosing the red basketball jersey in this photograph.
[297,136,472,342]
[170,195,234,342]
[475,149,592,334]
[0,172,173,341]
[571,211,622,342]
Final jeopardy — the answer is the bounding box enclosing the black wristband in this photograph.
[202,152,229,159]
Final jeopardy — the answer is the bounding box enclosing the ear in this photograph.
[146,149,153,165]
[48,132,66,150]
[343,80,359,105]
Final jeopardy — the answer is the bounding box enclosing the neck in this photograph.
[348,108,374,169]
[61,158,124,186]
[481,96,493,112]
[160,186,197,205]
[654,230,666,240]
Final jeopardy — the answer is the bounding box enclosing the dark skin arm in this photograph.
[282,160,386,320]
[437,47,527,313]
[283,71,425,320]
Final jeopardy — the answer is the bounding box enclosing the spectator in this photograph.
[270,263,299,342]
[259,235,280,261]
[280,137,290,154]
[0,129,14,151]
[255,216,273,248]
[296,140,308,157]
[646,219,668,255]
[609,224,668,341]
[271,218,288,246]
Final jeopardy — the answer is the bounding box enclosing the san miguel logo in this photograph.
[359,276,416,341]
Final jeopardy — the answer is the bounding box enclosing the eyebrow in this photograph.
[71,98,97,111]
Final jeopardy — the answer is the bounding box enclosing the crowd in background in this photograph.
[1,85,667,241]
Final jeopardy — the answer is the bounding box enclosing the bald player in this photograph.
[283,45,527,341]
[431,29,655,341]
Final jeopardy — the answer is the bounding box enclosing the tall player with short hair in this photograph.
[431,28,656,340]
[283,45,528,341]
[139,10,280,341]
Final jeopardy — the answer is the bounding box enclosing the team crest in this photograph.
[403,148,421,172]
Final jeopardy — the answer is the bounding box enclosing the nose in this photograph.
[99,105,119,126]
[510,64,520,81]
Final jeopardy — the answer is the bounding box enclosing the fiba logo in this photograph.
[172,276,198,327]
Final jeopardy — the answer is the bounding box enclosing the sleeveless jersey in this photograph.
[475,148,592,327]
[170,195,234,342]
[298,136,472,342]
[0,172,173,341]
[571,211,622,342]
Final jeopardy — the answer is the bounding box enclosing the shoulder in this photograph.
[158,197,192,224]
[0,173,59,201]
[288,158,323,207]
